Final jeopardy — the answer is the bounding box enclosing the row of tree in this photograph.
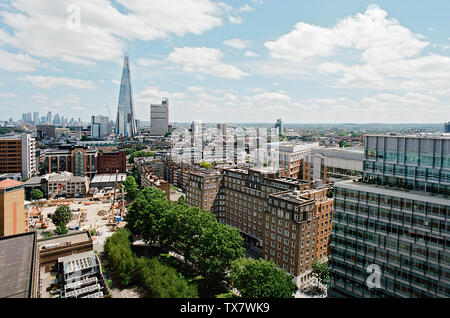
[126,187,245,284]
[104,228,198,298]
[124,186,298,297]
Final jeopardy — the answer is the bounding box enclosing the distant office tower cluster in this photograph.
[329,134,450,298]
[91,115,112,139]
[150,98,169,136]
[115,53,137,139]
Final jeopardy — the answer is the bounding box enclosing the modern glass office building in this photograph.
[329,134,450,298]
[115,53,137,139]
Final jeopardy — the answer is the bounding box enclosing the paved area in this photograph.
[109,285,144,298]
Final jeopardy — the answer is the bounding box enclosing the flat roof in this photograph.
[0,232,37,298]
[38,231,91,250]
[91,174,127,183]
[335,179,450,206]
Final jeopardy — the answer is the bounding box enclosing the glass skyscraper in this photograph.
[329,134,450,298]
[115,53,137,139]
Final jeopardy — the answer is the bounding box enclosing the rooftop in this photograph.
[91,174,127,184]
[0,232,37,298]
[0,179,24,190]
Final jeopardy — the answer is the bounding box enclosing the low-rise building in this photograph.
[0,179,28,237]
[97,150,126,174]
[0,231,39,298]
[40,172,89,199]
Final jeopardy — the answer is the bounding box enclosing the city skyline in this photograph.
[0,1,449,124]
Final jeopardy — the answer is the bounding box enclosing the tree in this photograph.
[229,258,298,298]
[176,195,186,205]
[200,161,213,169]
[38,162,48,175]
[123,176,139,202]
[32,189,43,200]
[191,221,245,281]
[104,229,138,286]
[81,135,91,141]
[54,224,68,235]
[50,205,72,227]
[311,258,330,285]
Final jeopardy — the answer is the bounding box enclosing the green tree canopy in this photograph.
[123,175,139,202]
[50,205,72,227]
[311,258,330,285]
[32,189,43,200]
[229,258,298,298]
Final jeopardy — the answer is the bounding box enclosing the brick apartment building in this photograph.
[183,166,336,286]
[96,150,126,174]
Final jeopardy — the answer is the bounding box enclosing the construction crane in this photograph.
[110,170,119,224]
[34,183,64,229]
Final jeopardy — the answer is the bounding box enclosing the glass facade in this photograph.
[363,136,450,195]
[115,53,137,139]
[329,135,450,298]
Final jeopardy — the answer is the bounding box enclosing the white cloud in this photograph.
[228,16,243,25]
[0,92,17,98]
[1,0,226,64]
[167,47,248,79]
[22,75,96,89]
[244,51,259,57]
[188,86,206,92]
[265,5,428,63]
[31,93,50,103]
[53,93,80,106]
[238,4,254,12]
[262,5,450,96]
[223,38,250,49]
[0,48,40,72]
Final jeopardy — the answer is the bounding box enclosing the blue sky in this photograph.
[0,0,449,124]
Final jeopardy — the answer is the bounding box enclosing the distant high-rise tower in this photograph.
[445,121,450,133]
[115,53,137,139]
[275,118,283,135]
[150,98,169,136]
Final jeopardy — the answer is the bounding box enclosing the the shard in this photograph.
[115,53,137,139]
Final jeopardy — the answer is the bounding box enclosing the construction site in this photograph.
[27,182,127,244]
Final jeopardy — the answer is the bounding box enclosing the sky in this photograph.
[0,0,449,124]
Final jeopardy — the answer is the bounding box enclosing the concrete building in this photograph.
[40,172,90,199]
[57,251,110,298]
[90,173,126,189]
[91,115,112,140]
[0,134,36,179]
[38,231,94,273]
[0,179,28,237]
[278,142,321,179]
[37,125,57,139]
[329,134,450,298]
[150,98,169,136]
[0,231,39,298]
[303,147,364,184]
